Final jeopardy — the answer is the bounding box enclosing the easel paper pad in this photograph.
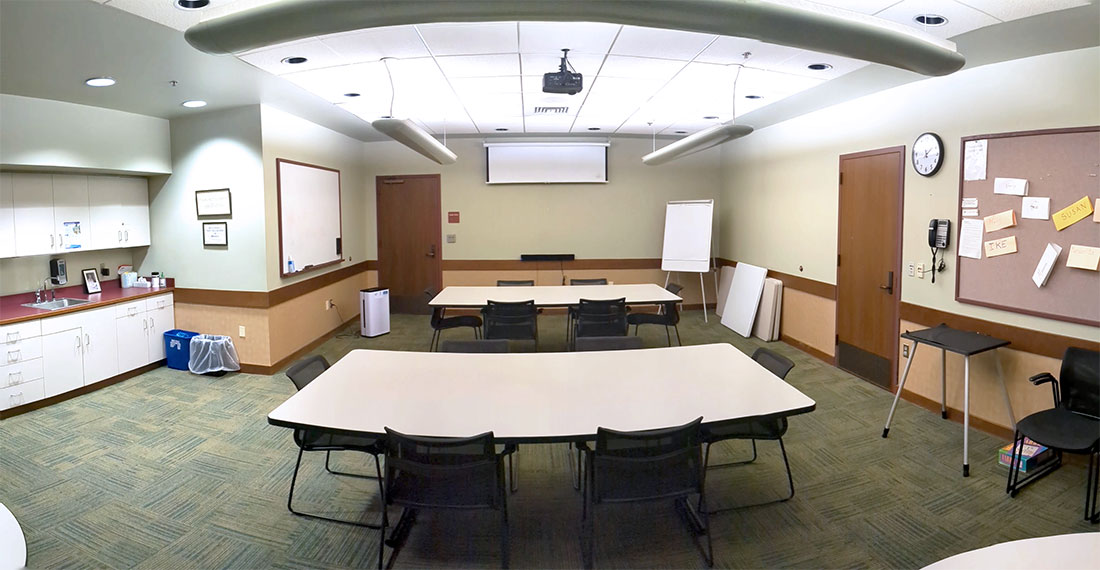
[994,177,1028,196]
[984,236,1017,258]
[1032,243,1062,287]
[1066,245,1100,270]
[1021,197,1050,220]
[984,209,1017,232]
[1052,196,1093,231]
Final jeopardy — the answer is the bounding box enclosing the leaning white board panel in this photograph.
[720,262,767,337]
[752,277,783,341]
[661,200,713,272]
[714,265,735,317]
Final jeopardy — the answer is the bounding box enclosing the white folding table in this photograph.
[428,283,682,310]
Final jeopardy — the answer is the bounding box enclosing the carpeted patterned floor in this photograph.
[0,311,1094,569]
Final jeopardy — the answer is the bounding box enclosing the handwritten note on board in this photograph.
[1032,243,1062,287]
[1052,196,1094,231]
[984,209,1017,232]
[1094,199,1100,222]
[1021,197,1050,220]
[959,219,984,259]
[964,140,987,181]
[994,177,1028,196]
[984,236,1017,258]
[1066,245,1100,270]
[962,198,978,209]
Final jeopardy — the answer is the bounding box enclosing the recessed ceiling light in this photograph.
[745,95,762,99]
[344,93,361,98]
[85,77,116,87]
[587,127,601,131]
[181,100,207,108]
[675,130,688,134]
[914,14,947,26]
[175,0,210,10]
[281,56,308,65]
[807,63,833,71]
[703,116,719,120]
[495,128,509,132]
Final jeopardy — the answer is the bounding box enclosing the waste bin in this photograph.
[360,287,390,337]
[188,334,241,375]
[164,329,199,370]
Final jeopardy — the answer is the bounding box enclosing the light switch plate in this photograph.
[239,325,246,338]
[446,234,456,243]
[915,263,925,279]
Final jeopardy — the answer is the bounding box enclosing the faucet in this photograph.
[42,277,55,302]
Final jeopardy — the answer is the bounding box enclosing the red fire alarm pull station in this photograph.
[448,211,460,223]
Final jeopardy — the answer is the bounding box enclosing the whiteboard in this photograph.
[485,142,608,184]
[661,200,713,272]
[277,159,342,277]
[720,262,767,338]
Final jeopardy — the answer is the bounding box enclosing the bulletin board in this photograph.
[955,126,1099,326]
[277,158,342,278]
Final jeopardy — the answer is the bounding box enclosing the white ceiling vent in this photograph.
[533,106,569,114]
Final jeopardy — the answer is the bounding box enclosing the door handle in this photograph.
[879,271,894,294]
[426,244,436,257]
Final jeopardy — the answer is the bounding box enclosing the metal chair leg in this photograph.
[703,438,793,513]
[664,325,672,346]
[289,448,383,528]
[706,439,758,469]
[673,324,682,346]
[325,450,382,479]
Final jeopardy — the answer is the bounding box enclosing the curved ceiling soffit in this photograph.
[185,0,966,77]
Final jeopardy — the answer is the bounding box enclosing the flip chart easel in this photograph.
[660,200,717,321]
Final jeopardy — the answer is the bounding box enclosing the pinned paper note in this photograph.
[1021,197,1050,220]
[984,209,1017,232]
[1094,199,1099,222]
[984,236,1017,258]
[963,209,979,217]
[962,198,978,209]
[1066,245,1100,271]
[1032,243,1062,287]
[959,218,984,259]
[1052,196,1094,231]
[964,140,987,181]
[994,177,1028,196]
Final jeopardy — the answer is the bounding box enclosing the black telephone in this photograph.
[927,219,950,283]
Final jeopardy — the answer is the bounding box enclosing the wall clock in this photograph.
[912,132,944,177]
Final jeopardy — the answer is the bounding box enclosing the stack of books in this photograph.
[998,438,1053,473]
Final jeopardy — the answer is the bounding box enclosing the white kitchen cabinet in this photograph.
[118,176,150,246]
[115,310,148,373]
[145,294,174,361]
[114,292,173,372]
[50,174,91,252]
[11,173,54,256]
[89,175,150,249]
[1,378,45,411]
[41,327,85,398]
[0,173,14,258]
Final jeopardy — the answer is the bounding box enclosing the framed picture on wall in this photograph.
[82,268,101,294]
[203,222,228,246]
[195,188,232,217]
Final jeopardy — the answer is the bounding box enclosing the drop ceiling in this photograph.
[1,0,1096,143]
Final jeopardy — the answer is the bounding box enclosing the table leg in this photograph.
[882,342,917,438]
[940,349,947,419]
[963,355,971,477]
[995,353,1016,429]
[700,272,708,323]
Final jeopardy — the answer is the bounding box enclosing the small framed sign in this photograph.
[195,188,232,217]
[203,222,228,246]
[82,268,101,294]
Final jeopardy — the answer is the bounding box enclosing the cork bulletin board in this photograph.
[956,126,1099,326]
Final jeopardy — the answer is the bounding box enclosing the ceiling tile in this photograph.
[320,25,430,62]
[609,25,717,60]
[582,77,666,111]
[415,116,478,136]
[599,55,687,80]
[520,53,605,78]
[450,76,522,96]
[282,61,390,103]
[518,21,621,54]
[417,22,518,55]
[769,51,868,80]
[956,0,1089,21]
[525,92,580,111]
[695,37,802,68]
[523,115,575,133]
[874,0,1001,38]
[435,54,520,78]
[238,39,347,75]
[473,117,525,133]
[810,0,904,15]
[463,93,524,118]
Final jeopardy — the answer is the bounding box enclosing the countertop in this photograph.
[0,279,175,326]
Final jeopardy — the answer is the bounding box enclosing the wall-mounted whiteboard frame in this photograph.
[277,158,342,278]
[484,140,609,184]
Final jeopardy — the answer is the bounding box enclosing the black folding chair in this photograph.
[627,283,683,346]
[1006,347,1099,523]
[284,355,383,528]
[496,280,534,286]
[571,298,628,350]
[439,339,511,353]
[429,306,482,352]
[574,335,644,352]
[482,299,538,350]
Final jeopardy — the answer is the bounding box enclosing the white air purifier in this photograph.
[360,288,390,337]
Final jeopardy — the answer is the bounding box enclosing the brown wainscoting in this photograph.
[0,361,162,420]
[900,303,1100,360]
[239,314,360,375]
[174,260,376,309]
[442,258,662,271]
[781,333,834,364]
[716,258,837,300]
[899,388,1013,441]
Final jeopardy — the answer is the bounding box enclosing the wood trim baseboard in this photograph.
[239,314,360,375]
[716,258,837,300]
[0,361,162,420]
[900,303,1099,360]
[174,260,376,308]
[899,387,1014,441]
[781,333,834,364]
[441,258,663,271]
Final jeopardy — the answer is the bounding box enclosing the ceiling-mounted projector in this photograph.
[543,48,582,95]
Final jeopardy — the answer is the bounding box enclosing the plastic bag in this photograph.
[188,334,241,374]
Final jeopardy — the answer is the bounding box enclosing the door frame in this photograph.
[375,173,442,313]
[835,145,905,392]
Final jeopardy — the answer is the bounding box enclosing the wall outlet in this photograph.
[902,344,909,358]
[915,263,925,279]
[446,234,456,244]
[238,325,246,338]
[325,299,334,310]
[907,262,915,277]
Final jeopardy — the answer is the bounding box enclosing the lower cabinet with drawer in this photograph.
[1,378,45,411]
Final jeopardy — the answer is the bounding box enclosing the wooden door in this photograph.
[836,147,904,390]
[376,175,441,314]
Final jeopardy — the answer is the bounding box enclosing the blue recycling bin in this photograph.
[164,329,199,370]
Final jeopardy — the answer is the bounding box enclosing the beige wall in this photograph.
[722,47,1100,342]
[780,290,836,357]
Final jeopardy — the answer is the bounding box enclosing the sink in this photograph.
[21,298,92,311]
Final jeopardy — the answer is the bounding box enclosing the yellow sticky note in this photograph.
[984,236,1017,258]
[983,209,1017,233]
[1066,244,1100,271]
[1094,199,1099,222]
[1052,196,1093,231]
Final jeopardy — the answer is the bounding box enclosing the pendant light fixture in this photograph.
[370,58,457,165]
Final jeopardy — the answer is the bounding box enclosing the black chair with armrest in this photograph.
[627,283,683,346]
[571,298,628,350]
[579,417,713,568]
[570,278,608,286]
[379,428,514,569]
[482,299,538,350]
[1006,347,1099,523]
[284,355,383,528]
[701,347,796,512]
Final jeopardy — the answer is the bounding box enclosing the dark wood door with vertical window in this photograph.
[836,147,904,390]
[376,174,441,314]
